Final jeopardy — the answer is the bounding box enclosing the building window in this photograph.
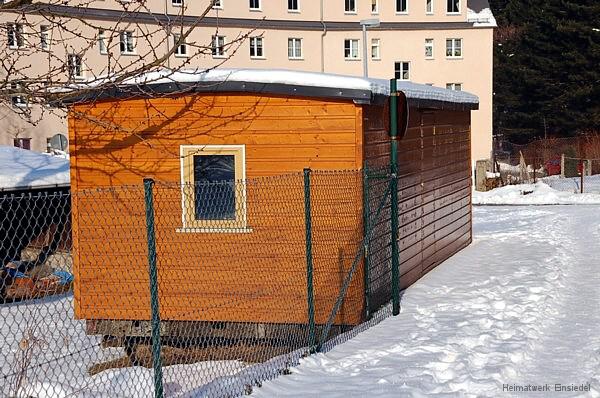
[249,0,260,10]
[425,38,434,59]
[212,0,223,8]
[10,82,27,108]
[426,0,433,14]
[7,23,24,49]
[394,61,410,80]
[181,145,246,231]
[446,83,462,91]
[288,38,302,59]
[120,31,135,54]
[371,0,378,13]
[447,0,459,13]
[249,36,263,58]
[345,0,356,13]
[14,138,31,150]
[446,38,462,57]
[288,0,299,12]
[40,25,50,50]
[67,54,84,79]
[344,39,360,60]
[396,0,407,13]
[371,38,380,60]
[173,34,187,57]
[212,35,226,57]
[98,30,107,55]
[172,0,182,6]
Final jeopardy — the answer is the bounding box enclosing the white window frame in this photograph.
[447,0,460,14]
[288,37,303,60]
[394,61,410,81]
[371,38,380,60]
[446,83,462,91]
[173,33,188,57]
[371,0,379,14]
[40,25,50,50]
[249,36,264,59]
[98,29,107,55]
[344,39,360,60]
[287,0,299,12]
[249,0,261,11]
[7,23,24,49]
[212,0,223,9]
[212,35,226,58]
[10,82,27,108]
[179,145,248,233]
[396,0,408,14]
[172,0,183,6]
[67,54,84,80]
[425,38,434,59]
[344,0,356,14]
[426,0,434,14]
[120,30,136,55]
[446,38,462,58]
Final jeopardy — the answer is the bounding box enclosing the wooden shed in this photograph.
[65,69,477,345]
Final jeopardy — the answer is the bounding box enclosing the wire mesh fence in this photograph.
[493,136,600,193]
[0,168,402,398]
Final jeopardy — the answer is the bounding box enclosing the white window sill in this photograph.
[100,51,108,55]
[212,7,223,10]
[344,11,357,15]
[288,57,304,61]
[446,12,461,15]
[395,11,409,15]
[249,8,262,12]
[344,58,361,61]
[446,56,463,60]
[251,56,266,60]
[372,57,381,61]
[121,52,137,56]
[175,54,189,58]
[426,57,435,60]
[288,10,300,13]
[426,12,434,15]
[176,227,253,234]
[212,55,228,59]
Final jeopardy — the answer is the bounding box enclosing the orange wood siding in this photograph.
[69,94,365,326]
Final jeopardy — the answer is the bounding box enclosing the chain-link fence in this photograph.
[493,136,600,193]
[1,167,405,398]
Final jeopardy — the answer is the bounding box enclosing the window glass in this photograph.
[193,155,236,220]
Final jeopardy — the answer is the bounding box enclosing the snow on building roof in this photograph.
[0,146,70,191]
[59,68,479,109]
[467,0,497,27]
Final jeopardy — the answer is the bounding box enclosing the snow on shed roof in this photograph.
[467,0,497,27]
[0,146,70,191]
[60,68,479,109]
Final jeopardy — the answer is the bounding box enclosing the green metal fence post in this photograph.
[143,178,164,398]
[303,168,316,352]
[389,79,401,316]
[362,162,372,320]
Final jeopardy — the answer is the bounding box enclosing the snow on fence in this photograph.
[0,168,404,398]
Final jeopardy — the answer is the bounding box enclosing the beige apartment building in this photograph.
[0,0,495,162]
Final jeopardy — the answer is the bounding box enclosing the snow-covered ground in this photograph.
[473,182,600,205]
[253,205,600,397]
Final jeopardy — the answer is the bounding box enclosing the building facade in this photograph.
[0,0,495,161]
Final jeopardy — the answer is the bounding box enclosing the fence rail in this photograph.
[0,167,402,398]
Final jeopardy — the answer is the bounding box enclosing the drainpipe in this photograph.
[320,0,327,72]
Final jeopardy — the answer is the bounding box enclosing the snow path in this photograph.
[254,206,600,397]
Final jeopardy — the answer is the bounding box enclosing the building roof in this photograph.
[467,0,498,28]
[0,146,70,192]
[58,68,479,111]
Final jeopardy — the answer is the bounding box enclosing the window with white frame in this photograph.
[447,0,459,13]
[446,38,462,57]
[212,0,223,8]
[172,0,182,6]
[120,31,135,54]
[446,83,462,91]
[67,54,84,79]
[40,25,50,50]
[249,36,263,58]
[212,35,226,57]
[7,23,24,49]
[173,33,188,57]
[426,0,433,13]
[396,0,407,13]
[98,29,107,54]
[371,38,380,60]
[180,145,247,230]
[10,82,27,108]
[394,61,410,80]
[288,0,299,12]
[249,0,260,10]
[288,38,302,59]
[371,0,378,13]
[425,38,434,59]
[344,39,360,60]
[345,0,356,13]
